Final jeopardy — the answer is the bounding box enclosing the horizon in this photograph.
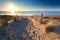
[0,11,60,16]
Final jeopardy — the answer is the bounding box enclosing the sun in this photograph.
[8,4,15,15]
[9,5,15,15]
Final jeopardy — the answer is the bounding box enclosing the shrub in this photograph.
[46,26,54,33]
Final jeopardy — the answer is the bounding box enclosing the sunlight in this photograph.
[9,5,15,15]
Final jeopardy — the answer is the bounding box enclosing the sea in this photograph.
[0,11,60,16]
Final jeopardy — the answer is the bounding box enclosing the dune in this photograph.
[0,17,60,40]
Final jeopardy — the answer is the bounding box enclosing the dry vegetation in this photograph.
[0,15,60,40]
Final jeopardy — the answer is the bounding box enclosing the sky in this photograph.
[0,0,60,11]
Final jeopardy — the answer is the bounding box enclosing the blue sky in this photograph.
[0,0,60,8]
[0,0,60,15]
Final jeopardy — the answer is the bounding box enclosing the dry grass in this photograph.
[0,15,60,40]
